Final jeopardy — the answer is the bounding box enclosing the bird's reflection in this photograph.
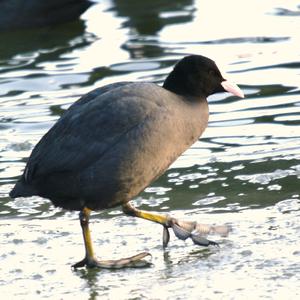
[0,0,91,31]
[112,0,194,35]
[0,20,91,60]
[73,268,100,300]
[112,0,195,60]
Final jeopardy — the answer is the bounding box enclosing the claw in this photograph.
[176,220,197,232]
[122,203,230,250]
[72,259,87,269]
[191,233,219,247]
[163,225,170,248]
[190,234,210,246]
[208,240,220,247]
[172,223,191,240]
[72,252,152,269]
[195,223,231,237]
[170,219,226,247]
[213,225,231,237]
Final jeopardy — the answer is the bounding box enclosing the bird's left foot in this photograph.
[72,252,152,269]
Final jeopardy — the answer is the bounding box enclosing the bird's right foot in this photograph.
[122,202,230,248]
[163,218,231,248]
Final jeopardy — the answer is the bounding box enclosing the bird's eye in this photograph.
[209,70,217,77]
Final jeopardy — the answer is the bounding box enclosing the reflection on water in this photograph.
[0,0,300,299]
[112,0,194,35]
[0,0,91,31]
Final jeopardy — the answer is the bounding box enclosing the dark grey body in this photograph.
[10,82,209,211]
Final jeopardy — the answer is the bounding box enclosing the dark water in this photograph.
[0,0,300,299]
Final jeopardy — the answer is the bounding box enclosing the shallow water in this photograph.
[0,0,300,299]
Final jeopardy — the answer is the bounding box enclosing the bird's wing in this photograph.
[24,82,160,182]
[68,81,132,110]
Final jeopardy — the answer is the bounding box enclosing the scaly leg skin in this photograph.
[122,202,231,248]
[72,207,152,269]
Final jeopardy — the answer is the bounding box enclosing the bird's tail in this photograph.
[9,180,37,198]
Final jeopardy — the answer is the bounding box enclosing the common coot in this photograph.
[10,55,244,268]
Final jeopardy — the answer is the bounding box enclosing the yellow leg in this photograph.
[80,207,95,263]
[72,207,152,269]
[123,202,172,226]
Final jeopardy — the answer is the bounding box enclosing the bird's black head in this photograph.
[163,55,243,99]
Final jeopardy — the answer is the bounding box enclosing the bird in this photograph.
[10,54,244,269]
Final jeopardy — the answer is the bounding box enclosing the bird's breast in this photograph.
[114,96,209,201]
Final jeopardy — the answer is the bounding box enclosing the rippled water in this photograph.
[1,0,300,299]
